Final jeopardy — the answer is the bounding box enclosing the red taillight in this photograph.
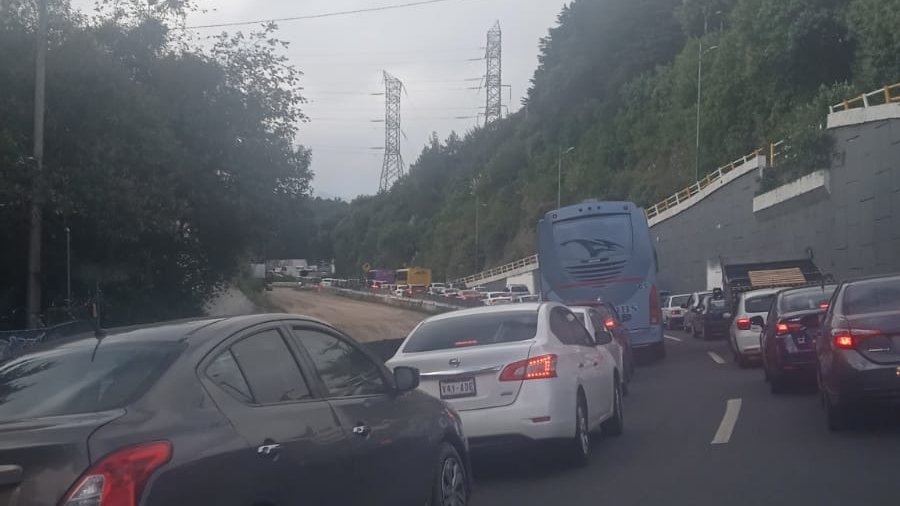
[736,318,751,330]
[499,354,558,381]
[831,327,880,349]
[776,323,790,334]
[819,303,829,310]
[604,318,616,330]
[649,286,662,325]
[776,322,803,335]
[63,441,171,506]
[454,339,478,347]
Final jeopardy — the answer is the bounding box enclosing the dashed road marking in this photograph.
[707,351,726,364]
[711,398,743,445]
[665,335,683,342]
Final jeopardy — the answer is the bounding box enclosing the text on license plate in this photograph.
[439,377,477,399]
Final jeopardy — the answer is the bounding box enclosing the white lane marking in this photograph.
[711,398,743,445]
[665,335,683,342]
[707,351,726,364]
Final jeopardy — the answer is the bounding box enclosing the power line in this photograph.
[183,0,476,30]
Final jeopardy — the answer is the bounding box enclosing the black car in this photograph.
[692,294,731,340]
[818,274,900,430]
[761,284,837,393]
[0,314,470,506]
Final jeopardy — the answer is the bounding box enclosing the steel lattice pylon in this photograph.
[379,71,404,192]
[484,21,502,125]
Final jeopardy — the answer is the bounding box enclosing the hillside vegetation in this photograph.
[332,0,900,281]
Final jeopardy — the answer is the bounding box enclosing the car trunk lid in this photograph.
[390,341,535,411]
[0,410,124,506]
[847,311,900,364]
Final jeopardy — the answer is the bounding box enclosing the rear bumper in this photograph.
[629,325,664,348]
[830,352,900,404]
[774,349,817,376]
[457,381,575,445]
[703,320,730,336]
[734,330,762,355]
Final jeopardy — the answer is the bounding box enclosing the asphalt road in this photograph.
[471,331,900,506]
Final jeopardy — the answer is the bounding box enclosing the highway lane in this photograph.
[472,332,900,506]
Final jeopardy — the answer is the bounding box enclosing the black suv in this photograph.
[0,314,470,506]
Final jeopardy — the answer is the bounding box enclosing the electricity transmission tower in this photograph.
[484,21,503,125]
[379,71,404,192]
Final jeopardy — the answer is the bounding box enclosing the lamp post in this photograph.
[695,42,718,182]
[65,226,71,311]
[557,146,576,209]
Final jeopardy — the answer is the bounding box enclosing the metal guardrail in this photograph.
[454,254,539,287]
[830,83,900,113]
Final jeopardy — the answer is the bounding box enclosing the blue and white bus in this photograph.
[537,200,665,358]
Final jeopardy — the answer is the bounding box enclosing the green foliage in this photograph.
[0,0,312,326]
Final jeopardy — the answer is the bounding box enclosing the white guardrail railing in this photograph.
[455,254,539,287]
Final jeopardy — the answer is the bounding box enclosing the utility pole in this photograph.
[65,226,71,311]
[484,21,502,125]
[557,146,575,209]
[379,71,404,192]
[27,0,48,329]
[695,41,717,182]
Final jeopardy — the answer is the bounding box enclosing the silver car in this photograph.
[728,288,779,367]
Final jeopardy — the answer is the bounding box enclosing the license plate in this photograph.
[439,377,476,399]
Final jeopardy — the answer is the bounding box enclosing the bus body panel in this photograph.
[537,200,663,350]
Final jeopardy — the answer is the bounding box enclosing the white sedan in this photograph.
[387,303,623,466]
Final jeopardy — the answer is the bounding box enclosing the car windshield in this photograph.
[402,311,538,353]
[745,294,775,313]
[670,295,690,307]
[844,278,900,315]
[780,286,837,312]
[0,340,184,421]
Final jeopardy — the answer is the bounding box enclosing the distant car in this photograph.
[692,293,732,340]
[761,284,837,393]
[571,306,629,394]
[505,284,531,296]
[442,289,461,298]
[0,314,471,506]
[472,286,489,294]
[320,279,334,288]
[662,293,690,330]
[483,292,513,306]
[456,290,484,302]
[569,300,635,386]
[683,291,712,335]
[408,285,428,297]
[818,275,900,430]
[728,288,779,367]
[394,284,411,297]
[428,283,448,296]
[387,303,623,466]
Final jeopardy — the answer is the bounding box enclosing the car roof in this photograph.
[740,288,782,298]
[844,273,900,285]
[422,302,549,323]
[777,284,838,297]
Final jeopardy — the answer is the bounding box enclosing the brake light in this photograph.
[736,318,751,330]
[63,441,171,506]
[604,318,616,330]
[499,354,558,381]
[831,327,881,349]
[649,286,661,325]
[776,323,790,334]
[776,322,803,335]
[819,303,829,310]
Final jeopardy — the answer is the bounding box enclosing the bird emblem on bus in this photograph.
[561,238,623,259]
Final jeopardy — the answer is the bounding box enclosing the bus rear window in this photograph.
[553,214,633,263]
[403,311,538,353]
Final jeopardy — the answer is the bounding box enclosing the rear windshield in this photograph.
[403,311,539,353]
[779,286,837,313]
[669,295,690,307]
[553,214,634,263]
[843,278,900,315]
[0,340,184,421]
[708,299,727,311]
[744,294,775,313]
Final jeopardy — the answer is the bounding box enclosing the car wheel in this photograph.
[824,390,851,432]
[429,443,468,506]
[601,379,624,437]
[691,323,700,339]
[566,395,591,467]
[656,341,667,360]
[770,374,786,394]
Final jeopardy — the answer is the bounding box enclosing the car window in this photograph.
[589,312,607,336]
[207,350,253,403]
[294,329,387,397]
[0,340,184,422]
[231,329,313,404]
[779,286,837,313]
[670,295,690,307]
[403,311,538,352]
[843,278,900,315]
[551,308,593,346]
[744,294,775,313]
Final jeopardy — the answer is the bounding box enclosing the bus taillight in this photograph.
[649,285,662,325]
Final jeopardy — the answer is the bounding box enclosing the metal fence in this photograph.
[830,83,900,113]
[453,255,539,287]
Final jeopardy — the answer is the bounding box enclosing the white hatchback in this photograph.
[387,303,623,466]
[728,288,779,366]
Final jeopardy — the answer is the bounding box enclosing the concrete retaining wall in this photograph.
[651,112,900,293]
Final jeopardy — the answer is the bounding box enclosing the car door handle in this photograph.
[0,465,22,487]
[352,424,371,438]
[257,443,282,456]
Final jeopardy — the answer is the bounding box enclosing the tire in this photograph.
[601,379,624,437]
[429,443,469,506]
[656,341,667,360]
[566,395,591,467]
[770,374,786,394]
[824,390,851,432]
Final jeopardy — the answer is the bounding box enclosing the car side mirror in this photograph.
[393,366,420,393]
[595,330,613,346]
[749,316,765,327]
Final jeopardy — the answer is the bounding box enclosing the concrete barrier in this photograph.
[313,287,461,315]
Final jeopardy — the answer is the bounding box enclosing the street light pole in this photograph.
[695,42,718,182]
[557,146,575,209]
[65,226,71,311]
[27,0,48,329]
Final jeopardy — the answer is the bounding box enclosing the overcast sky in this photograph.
[72,0,567,200]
